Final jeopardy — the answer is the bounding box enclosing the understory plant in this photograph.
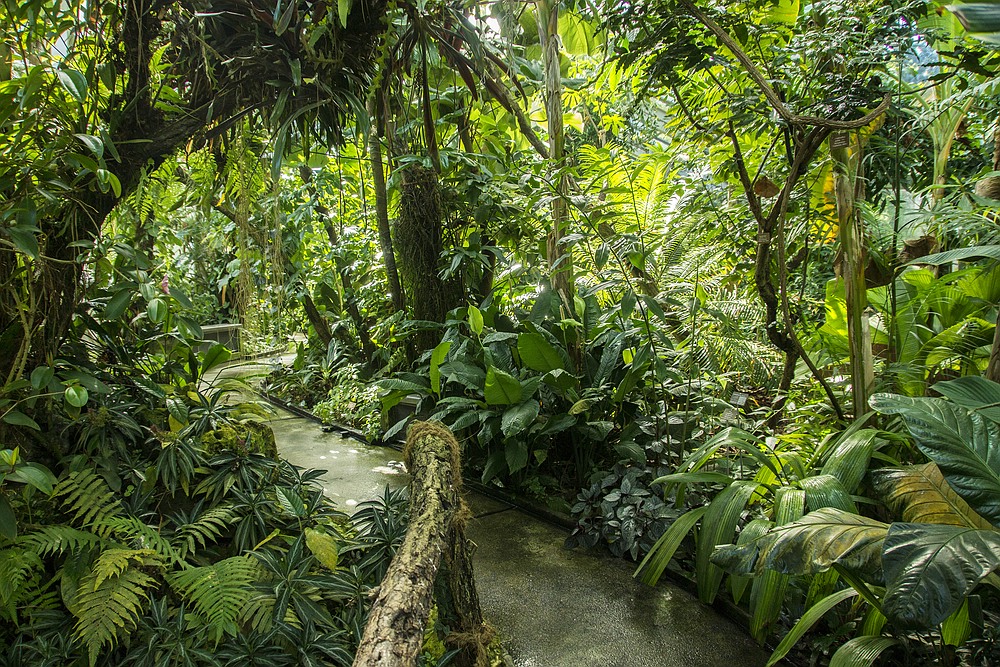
[707,376,1000,665]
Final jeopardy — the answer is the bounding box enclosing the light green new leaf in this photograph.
[305,528,339,570]
[484,367,522,406]
[430,341,452,395]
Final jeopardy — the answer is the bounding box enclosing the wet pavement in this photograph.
[218,359,768,667]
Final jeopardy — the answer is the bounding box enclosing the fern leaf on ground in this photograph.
[166,555,259,641]
[20,525,103,558]
[55,470,121,530]
[74,557,159,665]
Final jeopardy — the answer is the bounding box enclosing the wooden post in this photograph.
[352,421,490,667]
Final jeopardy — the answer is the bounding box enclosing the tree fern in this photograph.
[54,470,121,530]
[74,550,161,665]
[165,555,260,642]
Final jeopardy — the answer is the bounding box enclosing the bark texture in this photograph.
[352,421,489,667]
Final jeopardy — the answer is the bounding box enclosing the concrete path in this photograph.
[262,409,766,666]
[213,359,767,666]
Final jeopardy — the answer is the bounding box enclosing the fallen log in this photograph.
[352,421,491,667]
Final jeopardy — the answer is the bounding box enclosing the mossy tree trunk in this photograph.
[394,166,463,350]
[352,421,489,667]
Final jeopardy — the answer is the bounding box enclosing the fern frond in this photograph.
[19,525,102,558]
[97,515,181,565]
[166,555,258,641]
[0,547,43,620]
[54,470,121,530]
[74,555,159,665]
[169,505,236,560]
[90,548,160,591]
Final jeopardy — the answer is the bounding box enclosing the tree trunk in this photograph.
[298,166,376,361]
[832,137,872,418]
[368,96,406,313]
[536,0,574,313]
[352,421,489,667]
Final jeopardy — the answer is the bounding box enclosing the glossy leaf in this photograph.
[501,400,539,436]
[766,588,859,667]
[715,508,888,577]
[429,341,452,395]
[697,481,761,604]
[933,376,1000,423]
[2,410,40,431]
[871,393,1000,526]
[468,305,484,335]
[882,523,1000,628]
[750,487,804,640]
[872,463,994,529]
[828,636,898,667]
[201,343,232,376]
[64,385,89,408]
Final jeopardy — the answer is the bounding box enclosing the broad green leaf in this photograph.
[338,0,352,27]
[941,599,970,647]
[439,361,486,390]
[64,385,89,408]
[2,410,40,431]
[765,588,859,667]
[147,298,166,323]
[728,519,774,604]
[872,463,994,529]
[7,463,56,494]
[468,305,484,335]
[636,506,709,586]
[882,523,1000,628]
[871,393,1000,526]
[429,341,452,396]
[505,439,529,474]
[933,376,1000,422]
[654,471,734,486]
[377,377,429,393]
[913,244,1000,266]
[74,133,104,158]
[105,289,133,320]
[568,399,590,415]
[829,636,899,667]
[501,400,539,436]
[821,428,878,494]
[305,528,339,570]
[517,333,565,372]
[697,481,760,604]
[58,68,87,103]
[30,365,53,391]
[484,367,522,406]
[750,487,805,640]
[201,343,232,375]
[801,475,857,513]
[722,508,888,577]
[7,226,39,259]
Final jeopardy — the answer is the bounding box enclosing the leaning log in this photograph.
[352,421,490,667]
